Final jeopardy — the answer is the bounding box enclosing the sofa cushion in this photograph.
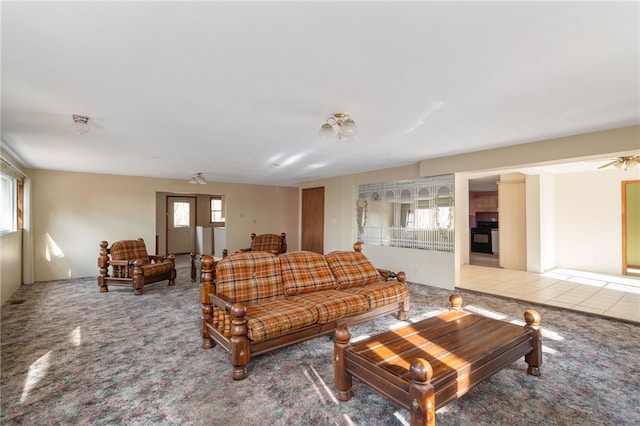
[244,299,319,342]
[110,239,149,264]
[287,290,369,324]
[325,251,381,290]
[280,251,337,296]
[216,252,283,303]
[342,281,408,310]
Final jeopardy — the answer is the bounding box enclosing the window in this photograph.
[210,196,224,223]
[356,175,455,252]
[1,157,25,233]
[173,201,191,228]
[0,172,17,233]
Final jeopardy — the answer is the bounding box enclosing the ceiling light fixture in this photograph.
[598,155,639,171]
[71,114,90,135]
[189,172,207,185]
[318,112,358,142]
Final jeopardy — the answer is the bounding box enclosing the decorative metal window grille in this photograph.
[356,175,455,252]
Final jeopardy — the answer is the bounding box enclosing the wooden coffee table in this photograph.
[334,294,542,426]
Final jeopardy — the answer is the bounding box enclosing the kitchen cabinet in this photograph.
[475,194,498,212]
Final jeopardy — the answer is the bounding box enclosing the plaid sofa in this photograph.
[202,244,409,380]
[98,238,176,295]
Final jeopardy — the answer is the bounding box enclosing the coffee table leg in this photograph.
[524,309,542,376]
[409,358,435,426]
[334,324,353,401]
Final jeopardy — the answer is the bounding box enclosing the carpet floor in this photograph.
[1,265,639,425]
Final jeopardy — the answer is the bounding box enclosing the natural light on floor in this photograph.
[20,351,50,403]
[542,268,640,294]
[20,326,82,403]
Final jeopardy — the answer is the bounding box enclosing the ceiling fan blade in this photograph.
[598,160,619,169]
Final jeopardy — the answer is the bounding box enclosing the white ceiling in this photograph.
[2,1,639,187]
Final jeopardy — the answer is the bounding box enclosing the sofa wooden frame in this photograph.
[198,243,409,380]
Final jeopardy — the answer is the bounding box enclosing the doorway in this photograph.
[167,196,196,254]
[469,176,500,268]
[301,187,324,253]
[622,180,640,276]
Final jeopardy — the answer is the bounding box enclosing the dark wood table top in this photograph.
[344,310,534,410]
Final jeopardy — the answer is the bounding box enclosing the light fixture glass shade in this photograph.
[189,173,207,184]
[71,115,90,134]
[318,123,336,139]
[627,158,639,169]
[339,118,358,136]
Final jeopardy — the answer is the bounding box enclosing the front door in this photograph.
[167,196,196,254]
[301,187,324,253]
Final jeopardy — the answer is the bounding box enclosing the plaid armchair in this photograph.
[98,238,176,295]
[239,232,287,255]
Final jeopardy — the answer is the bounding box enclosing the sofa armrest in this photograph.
[378,268,391,281]
[376,269,406,283]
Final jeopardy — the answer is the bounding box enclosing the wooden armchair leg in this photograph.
[98,276,109,293]
[133,264,144,295]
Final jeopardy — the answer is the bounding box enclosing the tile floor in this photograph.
[458,262,640,324]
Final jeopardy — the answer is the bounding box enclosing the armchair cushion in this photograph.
[110,239,150,264]
[140,262,174,276]
[240,232,287,254]
[251,234,283,251]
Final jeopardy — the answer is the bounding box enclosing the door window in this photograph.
[173,201,191,228]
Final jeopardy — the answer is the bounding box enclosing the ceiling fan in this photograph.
[598,155,639,171]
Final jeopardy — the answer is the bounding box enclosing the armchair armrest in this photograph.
[148,254,175,263]
[210,293,235,311]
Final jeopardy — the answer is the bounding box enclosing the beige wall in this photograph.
[0,148,31,305]
[29,169,298,282]
[2,125,638,302]
[1,230,23,305]
[419,125,640,176]
[555,167,639,274]
[300,164,457,289]
[303,125,639,288]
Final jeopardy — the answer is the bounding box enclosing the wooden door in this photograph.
[622,180,640,276]
[167,196,196,254]
[301,187,324,253]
